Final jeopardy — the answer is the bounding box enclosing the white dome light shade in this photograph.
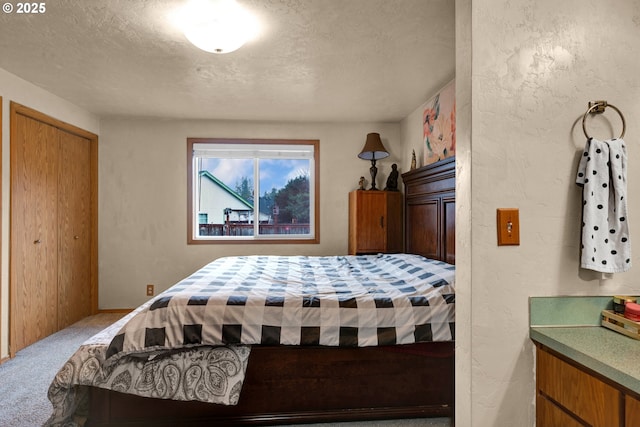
[178,0,258,54]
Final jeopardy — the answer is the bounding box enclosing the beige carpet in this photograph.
[0,313,451,427]
[0,313,124,427]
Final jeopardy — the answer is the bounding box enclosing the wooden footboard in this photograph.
[88,342,454,426]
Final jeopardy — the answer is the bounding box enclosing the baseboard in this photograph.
[0,355,10,365]
[98,308,134,314]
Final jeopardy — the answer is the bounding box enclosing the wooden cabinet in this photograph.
[535,344,639,427]
[401,157,455,264]
[536,393,584,427]
[536,345,620,426]
[626,394,640,427]
[348,190,402,255]
[10,103,97,355]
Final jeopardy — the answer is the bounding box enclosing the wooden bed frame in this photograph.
[87,157,456,426]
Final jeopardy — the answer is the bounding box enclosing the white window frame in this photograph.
[187,138,320,244]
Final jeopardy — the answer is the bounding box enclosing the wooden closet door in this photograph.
[57,130,92,329]
[10,113,60,352]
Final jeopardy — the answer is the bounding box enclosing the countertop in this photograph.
[530,296,640,395]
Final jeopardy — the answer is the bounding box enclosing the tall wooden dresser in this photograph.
[348,190,402,255]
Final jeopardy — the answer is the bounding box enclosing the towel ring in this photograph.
[582,100,626,139]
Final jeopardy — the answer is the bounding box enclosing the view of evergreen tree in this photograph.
[259,187,278,215]
[235,176,253,202]
[274,175,310,223]
[234,174,310,224]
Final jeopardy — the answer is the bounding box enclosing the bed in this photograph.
[46,157,456,427]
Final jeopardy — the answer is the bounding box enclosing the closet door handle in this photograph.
[33,239,41,244]
[74,235,79,240]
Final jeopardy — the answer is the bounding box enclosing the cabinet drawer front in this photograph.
[537,393,584,427]
[626,394,640,427]
[537,347,621,427]
[405,175,454,198]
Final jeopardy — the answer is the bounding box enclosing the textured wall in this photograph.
[465,1,640,425]
[98,118,401,309]
[454,0,473,424]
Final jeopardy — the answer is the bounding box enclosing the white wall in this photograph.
[0,67,100,359]
[460,0,640,425]
[98,118,401,309]
[454,0,472,424]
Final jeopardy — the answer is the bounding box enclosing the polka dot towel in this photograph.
[576,138,631,273]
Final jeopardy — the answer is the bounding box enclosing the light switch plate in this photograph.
[497,208,520,246]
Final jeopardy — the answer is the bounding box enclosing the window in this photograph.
[187,138,320,244]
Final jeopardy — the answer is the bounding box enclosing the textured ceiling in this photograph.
[0,0,455,122]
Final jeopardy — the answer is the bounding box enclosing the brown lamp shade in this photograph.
[358,132,389,190]
[358,133,390,161]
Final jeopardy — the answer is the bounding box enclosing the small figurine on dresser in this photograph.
[358,176,366,190]
[384,163,399,191]
[410,149,417,170]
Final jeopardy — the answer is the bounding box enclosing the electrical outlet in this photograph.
[146,284,155,296]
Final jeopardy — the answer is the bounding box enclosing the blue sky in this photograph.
[203,158,310,196]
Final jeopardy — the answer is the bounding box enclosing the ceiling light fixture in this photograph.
[177,0,259,54]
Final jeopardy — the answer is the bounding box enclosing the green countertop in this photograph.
[530,296,640,395]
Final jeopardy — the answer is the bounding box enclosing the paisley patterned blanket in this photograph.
[45,306,250,427]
